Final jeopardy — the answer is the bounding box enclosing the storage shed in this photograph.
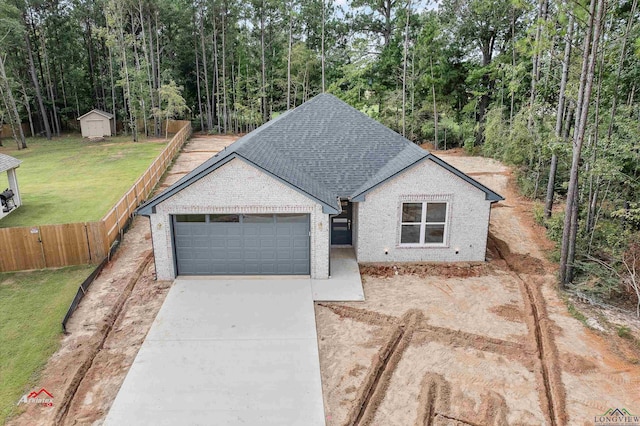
[77,109,114,138]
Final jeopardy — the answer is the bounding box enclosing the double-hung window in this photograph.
[400,202,448,245]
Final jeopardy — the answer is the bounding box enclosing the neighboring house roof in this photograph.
[0,153,22,173]
[77,109,115,120]
[137,94,503,216]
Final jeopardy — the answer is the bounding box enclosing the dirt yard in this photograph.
[8,140,640,426]
[316,150,640,425]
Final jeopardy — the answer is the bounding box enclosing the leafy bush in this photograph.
[618,326,632,339]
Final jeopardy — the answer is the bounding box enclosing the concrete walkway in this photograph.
[105,279,326,425]
[311,248,365,302]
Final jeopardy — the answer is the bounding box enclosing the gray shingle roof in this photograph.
[0,154,22,173]
[138,94,502,215]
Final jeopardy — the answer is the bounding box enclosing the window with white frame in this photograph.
[400,202,448,245]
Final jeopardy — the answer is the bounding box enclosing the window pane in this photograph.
[425,224,445,243]
[402,203,422,222]
[243,214,274,223]
[426,203,447,222]
[276,214,307,223]
[400,225,421,244]
[210,214,240,223]
[175,214,206,222]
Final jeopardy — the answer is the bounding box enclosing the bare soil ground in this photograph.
[6,135,234,426]
[316,151,640,426]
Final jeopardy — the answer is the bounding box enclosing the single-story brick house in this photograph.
[137,94,503,280]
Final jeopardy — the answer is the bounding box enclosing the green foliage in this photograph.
[533,202,545,226]
[565,299,588,327]
[153,80,189,139]
[618,325,632,339]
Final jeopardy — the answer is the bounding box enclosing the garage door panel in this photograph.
[227,238,243,249]
[174,214,309,276]
[276,250,292,260]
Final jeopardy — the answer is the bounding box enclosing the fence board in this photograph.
[86,222,109,261]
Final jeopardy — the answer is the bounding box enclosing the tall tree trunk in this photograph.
[544,13,574,218]
[138,1,158,137]
[147,9,161,136]
[287,0,293,109]
[23,24,51,140]
[509,7,517,125]
[401,0,411,137]
[199,9,212,130]
[475,36,495,145]
[85,18,100,105]
[195,31,205,131]
[586,35,607,234]
[221,1,229,133]
[260,1,267,123]
[528,0,547,128]
[42,39,60,137]
[108,45,117,134]
[430,58,438,150]
[0,55,27,149]
[21,83,35,137]
[560,0,605,285]
[321,0,326,92]
[606,0,637,141]
[0,87,17,148]
[212,9,221,132]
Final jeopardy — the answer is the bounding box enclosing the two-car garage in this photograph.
[172,213,310,276]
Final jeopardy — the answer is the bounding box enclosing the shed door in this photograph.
[86,119,104,137]
[173,213,310,275]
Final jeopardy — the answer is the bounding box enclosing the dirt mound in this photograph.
[487,233,546,275]
[490,303,525,323]
[359,262,492,279]
[560,354,597,375]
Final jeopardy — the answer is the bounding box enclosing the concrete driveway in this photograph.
[105,278,326,425]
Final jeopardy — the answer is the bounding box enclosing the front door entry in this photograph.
[331,200,352,245]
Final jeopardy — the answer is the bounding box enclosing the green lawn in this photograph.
[0,134,166,228]
[0,265,95,423]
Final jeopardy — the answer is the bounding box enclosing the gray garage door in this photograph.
[173,213,310,275]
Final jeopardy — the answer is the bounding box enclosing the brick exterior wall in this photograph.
[149,158,329,280]
[355,158,492,263]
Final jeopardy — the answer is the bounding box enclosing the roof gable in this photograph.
[77,109,114,120]
[137,93,502,215]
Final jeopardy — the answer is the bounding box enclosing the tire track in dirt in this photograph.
[318,303,531,364]
[54,253,153,426]
[415,373,452,426]
[343,310,423,426]
[488,232,566,426]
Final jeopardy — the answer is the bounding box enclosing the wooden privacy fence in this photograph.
[102,120,191,245]
[0,222,108,272]
[0,120,192,272]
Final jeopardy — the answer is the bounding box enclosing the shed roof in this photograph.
[77,109,115,121]
[0,153,22,173]
[138,94,503,215]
